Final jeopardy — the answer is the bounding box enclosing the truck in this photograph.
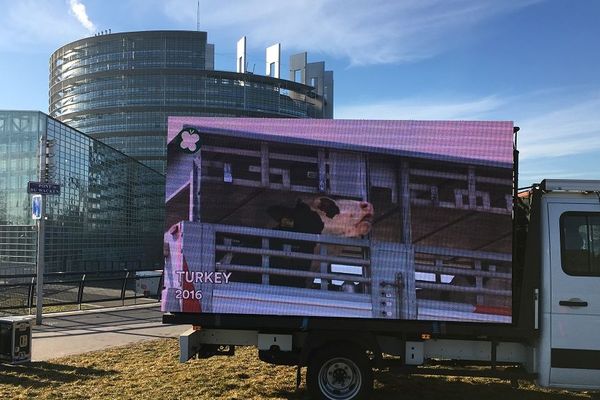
[162,117,600,399]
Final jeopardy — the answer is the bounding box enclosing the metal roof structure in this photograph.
[168,117,514,168]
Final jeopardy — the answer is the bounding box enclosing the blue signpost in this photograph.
[31,195,42,220]
[29,178,60,325]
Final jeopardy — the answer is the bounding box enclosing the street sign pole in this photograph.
[28,136,59,325]
[35,135,46,326]
[35,195,45,325]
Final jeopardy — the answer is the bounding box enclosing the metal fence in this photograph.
[0,269,163,315]
[0,225,37,275]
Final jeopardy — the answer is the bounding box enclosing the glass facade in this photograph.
[0,112,41,274]
[0,110,164,274]
[49,31,326,173]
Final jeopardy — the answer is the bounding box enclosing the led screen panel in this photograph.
[163,117,514,323]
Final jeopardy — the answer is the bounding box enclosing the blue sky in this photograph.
[1,0,599,186]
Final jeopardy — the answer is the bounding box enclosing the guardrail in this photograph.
[414,245,512,309]
[0,269,163,315]
[213,223,371,291]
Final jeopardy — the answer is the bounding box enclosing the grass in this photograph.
[0,339,596,400]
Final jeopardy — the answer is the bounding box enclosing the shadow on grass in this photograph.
[0,361,114,389]
[270,387,307,400]
[372,370,590,400]
[269,369,592,400]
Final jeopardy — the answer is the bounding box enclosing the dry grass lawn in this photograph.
[0,339,596,399]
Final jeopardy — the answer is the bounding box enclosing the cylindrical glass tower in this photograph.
[49,31,324,173]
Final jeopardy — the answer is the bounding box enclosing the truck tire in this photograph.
[307,344,373,400]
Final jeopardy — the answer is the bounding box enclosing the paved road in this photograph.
[32,304,185,361]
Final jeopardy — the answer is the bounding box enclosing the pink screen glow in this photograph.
[168,117,514,167]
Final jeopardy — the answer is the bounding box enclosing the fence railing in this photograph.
[212,223,372,291]
[0,269,163,314]
[414,245,512,309]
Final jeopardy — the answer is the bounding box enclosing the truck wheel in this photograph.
[307,345,373,400]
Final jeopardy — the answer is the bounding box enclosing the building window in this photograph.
[560,212,600,276]
[294,69,302,83]
[269,62,276,77]
[310,77,318,88]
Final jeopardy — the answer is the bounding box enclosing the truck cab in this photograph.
[536,179,600,389]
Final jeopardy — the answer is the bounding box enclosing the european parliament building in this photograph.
[0,31,333,277]
[0,110,163,274]
[49,31,333,173]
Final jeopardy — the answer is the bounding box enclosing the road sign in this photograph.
[27,181,60,195]
[31,195,42,220]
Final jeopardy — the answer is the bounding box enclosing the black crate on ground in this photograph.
[0,316,33,364]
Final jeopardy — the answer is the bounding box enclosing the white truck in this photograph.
[162,118,600,399]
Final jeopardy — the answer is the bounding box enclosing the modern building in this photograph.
[0,110,164,274]
[49,30,334,173]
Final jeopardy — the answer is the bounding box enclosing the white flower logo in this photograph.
[180,130,200,152]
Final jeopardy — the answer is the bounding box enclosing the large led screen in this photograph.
[162,118,514,323]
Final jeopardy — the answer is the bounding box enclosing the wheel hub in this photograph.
[318,357,362,399]
[329,363,353,388]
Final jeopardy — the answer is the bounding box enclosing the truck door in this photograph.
[548,202,600,388]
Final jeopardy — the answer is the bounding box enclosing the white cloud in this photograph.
[517,96,600,160]
[162,0,540,65]
[0,0,90,51]
[68,0,96,32]
[337,89,600,163]
[335,96,506,120]
[518,167,593,186]
[338,90,600,185]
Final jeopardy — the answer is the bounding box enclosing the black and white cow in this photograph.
[225,196,374,288]
[267,197,374,238]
